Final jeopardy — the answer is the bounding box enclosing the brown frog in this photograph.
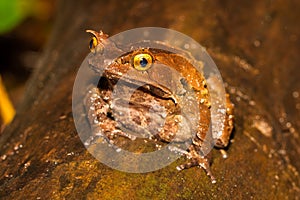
[85,30,234,183]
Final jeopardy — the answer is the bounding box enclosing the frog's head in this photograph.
[86,30,208,103]
[111,48,179,100]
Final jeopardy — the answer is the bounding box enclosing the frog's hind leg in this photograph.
[84,87,136,146]
[175,146,216,183]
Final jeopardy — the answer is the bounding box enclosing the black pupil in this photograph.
[139,57,148,67]
[89,39,94,49]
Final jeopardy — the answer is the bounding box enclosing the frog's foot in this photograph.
[84,127,136,145]
[172,146,216,183]
[84,134,108,146]
[84,134,122,153]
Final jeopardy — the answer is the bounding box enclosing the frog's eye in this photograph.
[132,53,153,71]
[89,36,98,52]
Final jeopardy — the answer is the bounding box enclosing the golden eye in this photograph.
[89,36,98,52]
[132,53,153,71]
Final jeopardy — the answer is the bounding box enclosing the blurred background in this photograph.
[0,0,57,126]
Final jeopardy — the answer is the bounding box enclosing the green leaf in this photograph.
[0,0,34,33]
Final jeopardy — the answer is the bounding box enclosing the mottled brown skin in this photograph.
[85,30,234,183]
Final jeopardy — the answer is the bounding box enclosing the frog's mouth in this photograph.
[100,70,179,104]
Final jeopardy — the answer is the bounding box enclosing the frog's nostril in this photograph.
[180,78,188,88]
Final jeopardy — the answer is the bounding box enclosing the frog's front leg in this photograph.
[84,87,136,146]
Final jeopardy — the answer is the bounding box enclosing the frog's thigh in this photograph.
[155,115,181,142]
[214,94,234,148]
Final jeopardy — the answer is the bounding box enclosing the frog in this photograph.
[84,30,234,183]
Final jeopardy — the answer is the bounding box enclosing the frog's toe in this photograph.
[111,129,137,140]
[84,133,109,146]
[219,149,228,159]
[177,157,216,183]
[176,161,197,171]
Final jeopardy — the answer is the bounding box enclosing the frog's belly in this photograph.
[106,87,180,141]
